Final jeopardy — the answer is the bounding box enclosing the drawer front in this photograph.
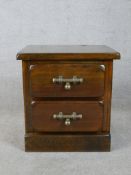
[30,63,105,97]
[31,101,103,132]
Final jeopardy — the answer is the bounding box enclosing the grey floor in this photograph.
[0,97,131,175]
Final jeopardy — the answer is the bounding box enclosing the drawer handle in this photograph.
[52,76,83,90]
[53,112,82,126]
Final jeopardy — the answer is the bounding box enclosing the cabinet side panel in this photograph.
[22,61,32,132]
[103,61,113,131]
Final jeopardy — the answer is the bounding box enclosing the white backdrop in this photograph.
[0,1,131,175]
[0,0,131,112]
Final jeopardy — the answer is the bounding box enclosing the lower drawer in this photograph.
[31,101,103,132]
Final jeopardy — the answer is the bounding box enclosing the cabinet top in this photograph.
[17,45,120,61]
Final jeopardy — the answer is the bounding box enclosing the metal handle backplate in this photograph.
[53,112,82,126]
[52,76,83,90]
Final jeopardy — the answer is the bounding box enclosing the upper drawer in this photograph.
[29,62,105,98]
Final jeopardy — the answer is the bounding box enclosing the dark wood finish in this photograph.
[17,45,120,152]
[17,45,120,60]
[22,61,32,132]
[25,133,111,152]
[31,101,103,132]
[103,61,113,131]
[30,62,105,97]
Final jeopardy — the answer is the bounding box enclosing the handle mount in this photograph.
[52,76,83,90]
[53,112,82,126]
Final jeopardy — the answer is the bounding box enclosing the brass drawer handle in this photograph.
[52,76,83,90]
[53,112,82,126]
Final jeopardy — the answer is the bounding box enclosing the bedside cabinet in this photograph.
[17,45,120,152]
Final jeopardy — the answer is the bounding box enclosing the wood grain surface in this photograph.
[17,45,120,60]
[31,101,104,132]
[30,62,105,97]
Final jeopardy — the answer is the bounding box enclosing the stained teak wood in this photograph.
[17,45,120,60]
[31,101,103,132]
[17,45,120,152]
[30,62,104,97]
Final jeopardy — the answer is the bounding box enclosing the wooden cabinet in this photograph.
[17,45,120,152]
